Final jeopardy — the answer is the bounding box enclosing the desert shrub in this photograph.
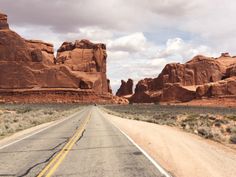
[230,126,236,134]
[229,134,236,144]
[43,110,55,115]
[187,114,199,120]
[226,115,236,121]
[214,121,221,127]
[212,133,221,142]
[16,107,32,114]
[152,114,162,120]
[197,127,213,139]
[226,127,231,133]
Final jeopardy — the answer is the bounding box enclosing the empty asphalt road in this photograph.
[0,106,167,177]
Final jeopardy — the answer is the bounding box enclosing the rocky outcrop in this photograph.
[196,77,236,98]
[116,79,133,96]
[154,55,224,89]
[161,84,196,102]
[56,40,107,72]
[0,12,9,30]
[107,79,112,94]
[226,65,236,78]
[131,54,236,103]
[0,12,115,103]
[221,52,231,58]
[55,39,109,94]
[26,40,55,64]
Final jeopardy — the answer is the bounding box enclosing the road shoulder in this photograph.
[104,112,236,177]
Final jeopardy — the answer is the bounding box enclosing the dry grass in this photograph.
[103,104,236,145]
[0,104,81,139]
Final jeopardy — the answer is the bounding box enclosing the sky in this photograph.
[1,0,236,92]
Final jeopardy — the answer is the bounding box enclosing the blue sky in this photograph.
[1,0,236,92]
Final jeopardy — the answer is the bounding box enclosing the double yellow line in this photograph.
[37,112,91,177]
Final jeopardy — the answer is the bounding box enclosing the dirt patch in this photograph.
[106,113,236,177]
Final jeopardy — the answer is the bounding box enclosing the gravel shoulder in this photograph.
[105,112,236,177]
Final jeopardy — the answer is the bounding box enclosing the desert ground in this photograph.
[0,104,81,139]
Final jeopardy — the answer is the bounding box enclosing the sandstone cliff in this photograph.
[130,54,236,103]
[116,79,133,97]
[0,12,113,103]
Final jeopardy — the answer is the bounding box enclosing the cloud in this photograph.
[108,33,149,53]
[156,38,216,61]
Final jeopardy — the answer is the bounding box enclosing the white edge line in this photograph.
[101,111,172,177]
[0,108,87,150]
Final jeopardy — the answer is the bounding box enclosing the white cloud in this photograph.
[157,38,216,62]
[108,33,148,53]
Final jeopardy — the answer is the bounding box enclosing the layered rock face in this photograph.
[196,77,236,98]
[116,79,133,97]
[131,54,236,103]
[0,12,113,103]
[26,40,55,64]
[55,39,109,93]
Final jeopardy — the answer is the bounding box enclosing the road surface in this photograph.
[0,106,166,177]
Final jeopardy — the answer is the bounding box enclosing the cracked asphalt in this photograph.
[0,106,164,177]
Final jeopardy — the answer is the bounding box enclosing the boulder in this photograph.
[116,79,133,96]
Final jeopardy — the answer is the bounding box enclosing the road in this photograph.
[0,106,166,177]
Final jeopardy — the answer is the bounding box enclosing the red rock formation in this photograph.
[26,40,55,64]
[154,55,224,89]
[107,79,112,93]
[0,12,9,30]
[56,39,108,94]
[161,84,196,102]
[131,54,236,103]
[196,77,236,98]
[226,65,236,77]
[116,79,133,96]
[221,52,231,58]
[0,12,114,103]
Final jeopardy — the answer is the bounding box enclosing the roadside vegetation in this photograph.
[103,104,236,145]
[0,104,81,139]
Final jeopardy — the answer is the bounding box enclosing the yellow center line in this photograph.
[37,112,91,177]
